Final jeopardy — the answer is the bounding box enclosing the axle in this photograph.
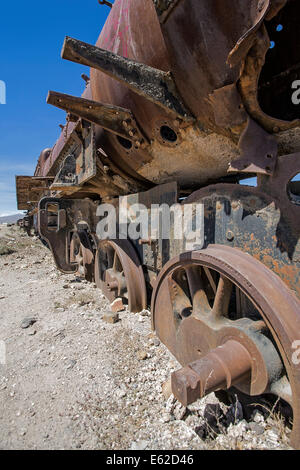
[171,340,253,406]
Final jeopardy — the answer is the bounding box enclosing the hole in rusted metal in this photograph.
[258,0,300,121]
[117,136,133,150]
[287,173,300,204]
[160,125,178,143]
[239,177,257,187]
[46,203,59,231]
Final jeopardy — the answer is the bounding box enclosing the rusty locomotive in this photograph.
[16,0,300,448]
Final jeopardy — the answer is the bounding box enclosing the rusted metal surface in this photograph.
[62,36,193,121]
[94,239,147,313]
[151,246,300,448]
[172,340,253,406]
[17,215,34,236]
[16,176,54,210]
[228,117,278,175]
[182,156,300,298]
[30,0,300,196]
[70,231,94,282]
[47,91,148,146]
[209,84,247,129]
[240,0,300,133]
[38,197,98,274]
[153,0,180,22]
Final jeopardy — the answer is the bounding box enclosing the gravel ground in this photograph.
[0,225,293,450]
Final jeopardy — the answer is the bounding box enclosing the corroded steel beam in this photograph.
[61,36,193,121]
[47,91,147,145]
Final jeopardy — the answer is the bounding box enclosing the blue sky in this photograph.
[0,0,112,216]
[0,1,298,216]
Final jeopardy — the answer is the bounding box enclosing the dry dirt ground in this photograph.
[0,224,293,450]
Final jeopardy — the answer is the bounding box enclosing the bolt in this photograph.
[226,230,234,242]
[107,280,118,291]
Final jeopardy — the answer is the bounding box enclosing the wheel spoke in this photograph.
[185,266,210,314]
[113,251,122,272]
[211,275,233,317]
[204,267,217,294]
[107,247,114,268]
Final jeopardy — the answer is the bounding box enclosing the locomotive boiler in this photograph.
[16,0,300,448]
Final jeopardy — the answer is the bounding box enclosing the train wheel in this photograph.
[70,231,94,282]
[95,239,147,313]
[151,245,300,449]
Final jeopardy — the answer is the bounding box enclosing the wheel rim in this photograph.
[95,239,147,313]
[70,231,94,281]
[151,245,300,449]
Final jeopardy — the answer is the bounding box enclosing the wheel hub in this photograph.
[151,245,300,448]
[70,231,94,281]
[95,239,147,313]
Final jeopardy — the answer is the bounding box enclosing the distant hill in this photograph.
[0,213,24,224]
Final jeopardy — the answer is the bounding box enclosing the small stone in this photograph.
[88,374,94,379]
[265,428,280,445]
[227,420,248,439]
[162,378,172,400]
[110,297,125,313]
[130,440,149,450]
[173,402,187,420]
[161,413,171,423]
[248,422,265,435]
[139,309,150,317]
[66,359,77,370]
[252,410,265,424]
[137,350,147,361]
[20,317,37,329]
[166,394,176,414]
[103,312,119,324]
[27,329,37,336]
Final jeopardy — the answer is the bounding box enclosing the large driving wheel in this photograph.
[151,245,300,449]
[95,239,147,313]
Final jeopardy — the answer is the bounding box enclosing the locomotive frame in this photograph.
[16,0,300,449]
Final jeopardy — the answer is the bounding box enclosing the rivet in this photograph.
[226,230,234,242]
